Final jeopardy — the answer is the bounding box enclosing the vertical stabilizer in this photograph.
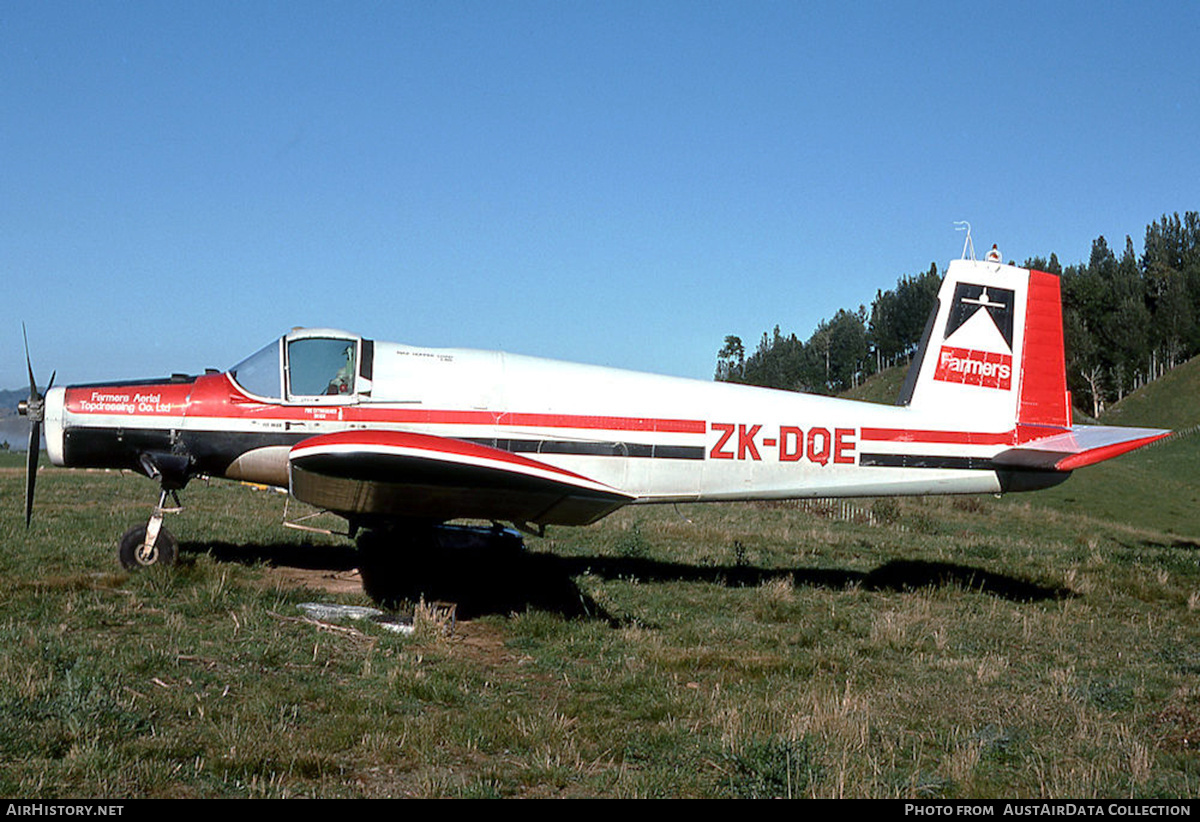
[902,259,1070,437]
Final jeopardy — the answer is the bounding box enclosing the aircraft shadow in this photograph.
[182,541,1069,622]
[188,540,361,572]
[1137,538,1200,551]
[557,555,1070,604]
[182,540,612,621]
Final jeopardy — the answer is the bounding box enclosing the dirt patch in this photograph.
[450,618,511,664]
[270,565,365,596]
[265,563,513,662]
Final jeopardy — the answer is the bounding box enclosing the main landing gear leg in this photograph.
[118,488,182,571]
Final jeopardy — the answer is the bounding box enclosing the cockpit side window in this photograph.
[287,338,357,397]
[228,339,283,399]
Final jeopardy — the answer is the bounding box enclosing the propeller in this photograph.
[18,324,54,527]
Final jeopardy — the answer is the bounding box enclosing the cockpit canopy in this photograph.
[228,329,371,402]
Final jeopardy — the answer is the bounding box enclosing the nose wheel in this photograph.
[118,489,182,570]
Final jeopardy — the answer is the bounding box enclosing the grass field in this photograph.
[3,430,1200,798]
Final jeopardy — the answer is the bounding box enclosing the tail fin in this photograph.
[901,258,1069,436]
[901,257,1169,469]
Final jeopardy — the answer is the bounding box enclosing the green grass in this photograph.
[0,450,30,468]
[4,453,1200,798]
[995,435,1200,538]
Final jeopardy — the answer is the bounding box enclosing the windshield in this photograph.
[228,339,283,399]
[287,337,356,396]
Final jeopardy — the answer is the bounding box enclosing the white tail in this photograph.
[901,258,1070,439]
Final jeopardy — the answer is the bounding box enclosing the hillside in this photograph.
[0,389,30,451]
[1,388,27,419]
[1099,354,1200,431]
[839,365,907,405]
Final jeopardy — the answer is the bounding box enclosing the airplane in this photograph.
[20,255,1170,573]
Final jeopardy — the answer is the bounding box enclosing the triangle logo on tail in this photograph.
[944,283,1015,349]
[933,283,1016,390]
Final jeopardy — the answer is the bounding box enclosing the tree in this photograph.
[868,287,900,370]
[1080,363,1105,418]
[892,264,940,359]
[1063,303,1104,415]
[715,335,745,383]
[731,326,808,392]
[1144,212,1200,364]
[867,263,939,370]
[1151,272,1193,373]
[825,308,869,391]
[1103,296,1152,398]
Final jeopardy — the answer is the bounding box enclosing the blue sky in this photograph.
[4,1,1198,389]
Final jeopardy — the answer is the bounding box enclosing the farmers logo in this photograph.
[934,346,1012,390]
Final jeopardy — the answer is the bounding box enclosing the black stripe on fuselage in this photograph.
[859,452,1069,492]
[61,426,706,475]
[69,375,198,389]
[859,453,996,471]
[466,438,704,460]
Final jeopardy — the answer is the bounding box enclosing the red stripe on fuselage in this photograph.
[349,408,707,433]
[68,374,708,435]
[860,427,1016,446]
[64,383,192,417]
[69,378,1075,450]
[861,423,1073,447]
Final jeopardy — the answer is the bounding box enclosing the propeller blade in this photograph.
[25,421,40,527]
[19,324,51,528]
[23,323,38,399]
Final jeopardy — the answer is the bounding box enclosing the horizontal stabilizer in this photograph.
[993,425,1170,472]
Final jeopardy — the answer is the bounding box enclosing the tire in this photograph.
[357,527,417,607]
[118,523,179,570]
[356,523,527,611]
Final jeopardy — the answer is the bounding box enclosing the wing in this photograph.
[993,425,1170,471]
[288,430,634,526]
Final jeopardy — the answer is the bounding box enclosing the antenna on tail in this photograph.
[954,221,976,260]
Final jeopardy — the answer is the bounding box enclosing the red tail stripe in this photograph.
[860,427,1016,446]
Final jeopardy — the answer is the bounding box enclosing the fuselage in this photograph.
[42,327,1059,507]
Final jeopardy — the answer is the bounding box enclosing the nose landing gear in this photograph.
[118,488,183,570]
[119,451,191,571]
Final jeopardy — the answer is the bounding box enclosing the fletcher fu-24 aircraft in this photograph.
[20,256,1169,570]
